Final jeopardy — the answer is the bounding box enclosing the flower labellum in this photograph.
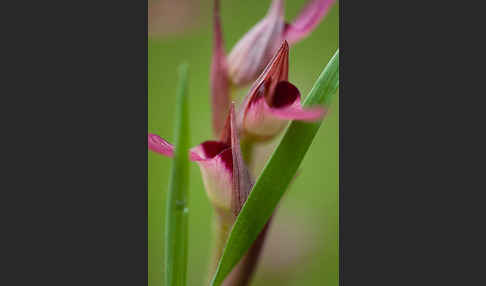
[148,104,252,218]
[213,0,335,87]
[239,41,325,141]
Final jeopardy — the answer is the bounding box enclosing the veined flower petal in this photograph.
[284,0,336,45]
[254,40,289,102]
[229,104,253,216]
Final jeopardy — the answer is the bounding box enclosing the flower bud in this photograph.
[227,0,285,86]
[214,0,335,87]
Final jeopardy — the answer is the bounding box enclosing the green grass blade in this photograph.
[210,50,339,286]
[165,63,190,286]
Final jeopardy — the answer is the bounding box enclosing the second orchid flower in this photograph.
[210,0,335,136]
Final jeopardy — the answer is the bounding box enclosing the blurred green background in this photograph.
[148,0,339,285]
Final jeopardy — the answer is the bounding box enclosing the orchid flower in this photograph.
[148,104,252,220]
[212,0,335,87]
[149,105,261,285]
[238,41,326,142]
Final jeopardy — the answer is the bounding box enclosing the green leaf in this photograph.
[210,50,339,286]
[165,63,190,286]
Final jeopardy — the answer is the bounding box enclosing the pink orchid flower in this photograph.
[210,0,334,137]
[238,41,326,141]
[148,104,252,218]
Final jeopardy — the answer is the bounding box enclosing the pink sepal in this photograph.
[210,0,231,137]
[284,0,335,45]
[148,133,174,157]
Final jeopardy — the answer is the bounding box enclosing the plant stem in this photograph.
[210,138,273,286]
[208,209,272,286]
[208,209,234,283]
[165,63,190,286]
[221,220,271,286]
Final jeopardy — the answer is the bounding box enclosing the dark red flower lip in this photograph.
[249,80,300,109]
[271,81,299,108]
[198,141,230,159]
[195,141,233,172]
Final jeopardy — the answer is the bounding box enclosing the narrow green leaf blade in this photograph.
[165,63,190,286]
[210,50,339,286]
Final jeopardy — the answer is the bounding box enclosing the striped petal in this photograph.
[228,104,253,216]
